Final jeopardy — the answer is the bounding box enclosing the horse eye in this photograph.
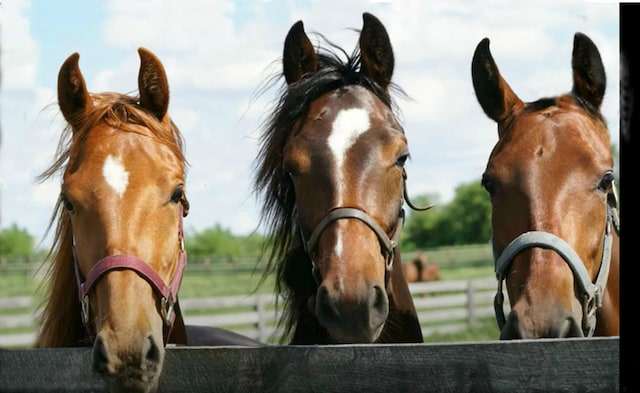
[60,194,74,213]
[395,153,409,167]
[170,187,184,204]
[598,171,615,192]
[481,174,495,196]
[283,161,298,178]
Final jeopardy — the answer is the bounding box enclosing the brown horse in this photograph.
[472,32,619,339]
[253,13,430,344]
[402,253,440,283]
[34,48,191,392]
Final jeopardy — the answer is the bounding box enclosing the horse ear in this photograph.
[283,20,317,85]
[359,12,394,90]
[571,32,606,109]
[57,52,91,131]
[471,38,523,127]
[138,47,170,121]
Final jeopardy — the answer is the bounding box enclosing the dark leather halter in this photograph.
[73,202,189,344]
[492,184,620,337]
[301,168,432,285]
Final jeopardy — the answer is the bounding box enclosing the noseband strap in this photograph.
[73,204,188,344]
[492,195,619,337]
[304,207,400,262]
[300,169,431,285]
[301,207,403,285]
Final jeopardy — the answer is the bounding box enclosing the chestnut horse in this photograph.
[35,48,191,393]
[253,13,430,344]
[402,253,440,283]
[472,33,619,339]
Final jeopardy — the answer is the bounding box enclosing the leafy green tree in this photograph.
[0,224,35,260]
[185,224,265,260]
[186,224,238,260]
[401,193,445,249]
[402,179,492,248]
[444,180,492,245]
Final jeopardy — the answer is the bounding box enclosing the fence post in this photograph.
[466,279,475,327]
[255,295,266,343]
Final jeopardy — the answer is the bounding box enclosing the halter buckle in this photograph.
[581,292,597,337]
[81,294,91,325]
[493,275,506,330]
[161,296,175,327]
[385,242,396,271]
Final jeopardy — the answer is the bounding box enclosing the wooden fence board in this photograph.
[0,296,31,310]
[0,314,33,329]
[0,337,619,393]
[0,333,35,348]
[0,277,513,347]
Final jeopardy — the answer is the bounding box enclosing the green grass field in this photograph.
[1,244,500,343]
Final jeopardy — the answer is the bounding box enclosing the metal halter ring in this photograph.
[161,296,175,327]
[81,294,91,325]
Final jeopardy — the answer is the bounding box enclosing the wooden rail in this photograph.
[0,337,619,392]
[0,277,507,347]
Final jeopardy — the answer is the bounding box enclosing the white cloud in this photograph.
[1,1,38,89]
[0,1,621,249]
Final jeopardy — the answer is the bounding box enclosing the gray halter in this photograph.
[300,168,432,285]
[492,184,620,337]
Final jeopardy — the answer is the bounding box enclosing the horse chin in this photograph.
[310,280,390,344]
[499,310,585,340]
[310,295,387,344]
[328,324,385,344]
[308,296,386,343]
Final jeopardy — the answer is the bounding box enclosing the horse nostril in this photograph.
[369,284,388,329]
[559,317,584,338]
[316,285,339,322]
[145,335,161,363]
[370,284,387,311]
[92,336,110,374]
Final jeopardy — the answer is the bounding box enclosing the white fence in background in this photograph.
[0,277,508,347]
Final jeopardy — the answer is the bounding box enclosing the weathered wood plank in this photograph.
[0,296,32,310]
[0,337,619,393]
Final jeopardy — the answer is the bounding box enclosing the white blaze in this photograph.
[327,107,370,266]
[327,107,370,201]
[102,155,129,197]
[335,232,345,290]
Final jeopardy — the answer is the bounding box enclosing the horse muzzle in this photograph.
[92,329,164,393]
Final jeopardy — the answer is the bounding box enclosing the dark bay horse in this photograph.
[253,13,429,345]
[34,48,259,393]
[472,32,619,339]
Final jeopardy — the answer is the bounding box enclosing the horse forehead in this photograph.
[67,127,182,196]
[102,155,130,197]
[312,87,389,144]
[489,108,612,218]
[327,107,372,160]
[495,109,609,170]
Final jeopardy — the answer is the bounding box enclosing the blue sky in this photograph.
[27,2,108,86]
[1,1,620,249]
